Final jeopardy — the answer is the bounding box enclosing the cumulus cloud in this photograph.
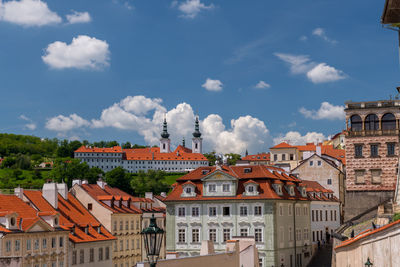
[274,53,346,83]
[66,11,91,24]
[45,114,90,132]
[312,27,337,44]
[176,0,214,19]
[46,95,271,154]
[19,114,36,130]
[299,102,345,120]
[42,35,110,70]
[0,0,62,26]
[254,80,270,89]
[273,131,327,146]
[306,63,346,83]
[202,78,223,92]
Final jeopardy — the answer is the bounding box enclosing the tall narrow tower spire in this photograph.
[192,115,203,153]
[160,115,171,153]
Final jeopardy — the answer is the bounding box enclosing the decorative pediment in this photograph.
[177,222,188,227]
[207,222,220,227]
[221,222,234,227]
[238,221,251,227]
[201,170,237,182]
[190,222,202,227]
[26,219,54,232]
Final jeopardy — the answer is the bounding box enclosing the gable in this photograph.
[201,170,237,182]
[26,220,53,232]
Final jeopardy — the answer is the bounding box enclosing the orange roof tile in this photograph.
[242,153,270,161]
[270,142,294,149]
[75,146,123,153]
[23,190,116,243]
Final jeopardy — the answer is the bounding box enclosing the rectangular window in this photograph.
[371,169,382,184]
[274,154,278,161]
[317,160,322,166]
[42,238,47,249]
[312,231,315,242]
[325,210,328,221]
[327,178,332,185]
[296,206,301,216]
[331,210,333,221]
[89,248,94,262]
[137,238,140,249]
[120,240,123,251]
[51,237,56,248]
[309,161,313,166]
[34,239,39,250]
[254,206,262,216]
[79,249,84,264]
[240,206,248,216]
[303,229,309,240]
[26,239,31,250]
[371,144,379,157]
[5,240,11,252]
[72,251,77,265]
[240,228,248,237]
[209,207,217,217]
[222,184,230,192]
[125,220,129,230]
[355,145,363,157]
[334,210,337,221]
[113,221,117,231]
[208,184,216,192]
[290,154,294,160]
[355,170,365,184]
[88,203,93,211]
[316,210,319,221]
[320,210,323,221]
[209,229,217,242]
[388,143,396,156]
[288,227,293,241]
[126,239,129,250]
[222,206,230,216]
[296,229,302,240]
[192,229,200,243]
[119,221,123,230]
[105,246,110,260]
[192,207,199,217]
[178,207,186,217]
[282,154,286,161]
[15,240,20,251]
[312,210,315,222]
[279,205,283,216]
[223,229,230,242]
[99,247,103,261]
[59,237,64,248]
[255,228,262,242]
[178,229,186,243]
[288,204,292,216]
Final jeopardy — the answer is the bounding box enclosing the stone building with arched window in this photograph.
[344,99,400,220]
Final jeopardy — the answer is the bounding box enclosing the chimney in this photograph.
[72,179,82,187]
[57,183,68,200]
[42,183,58,209]
[316,145,321,157]
[160,192,166,198]
[14,186,24,199]
[145,192,153,200]
[82,180,88,185]
[97,179,107,189]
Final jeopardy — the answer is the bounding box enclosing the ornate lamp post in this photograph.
[365,257,373,267]
[141,214,165,267]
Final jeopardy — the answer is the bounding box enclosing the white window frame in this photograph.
[239,205,248,217]
[208,206,217,217]
[254,228,263,242]
[177,206,186,217]
[254,205,262,216]
[191,228,200,243]
[222,183,231,192]
[191,206,200,217]
[209,228,217,243]
[208,183,217,193]
[240,227,249,237]
[178,228,186,243]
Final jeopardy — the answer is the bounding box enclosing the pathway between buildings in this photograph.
[307,244,332,267]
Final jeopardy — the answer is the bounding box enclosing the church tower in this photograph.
[192,116,202,154]
[160,117,171,153]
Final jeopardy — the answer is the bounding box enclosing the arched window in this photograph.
[350,115,362,131]
[365,114,379,130]
[382,113,396,130]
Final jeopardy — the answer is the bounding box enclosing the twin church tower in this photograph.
[160,116,203,154]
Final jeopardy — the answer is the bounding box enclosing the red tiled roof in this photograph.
[23,191,116,243]
[270,142,294,149]
[335,219,400,250]
[75,146,123,153]
[0,195,57,232]
[165,165,307,202]
[300,180,339,202]
[242,153,270,161]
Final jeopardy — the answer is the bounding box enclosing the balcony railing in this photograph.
[348,129,399,137]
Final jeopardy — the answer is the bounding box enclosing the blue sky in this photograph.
[0,0,398,154]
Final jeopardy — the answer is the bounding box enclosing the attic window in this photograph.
[289,187,294,195]
[88,203,93,211]
[54,217,58,226]
[278,186,282,194]
[202,170,209,175]
[185,187,192,194]
[248,186,254,193]
[10,217,15,226]
[97,226,101,234]
[244,168,252,173]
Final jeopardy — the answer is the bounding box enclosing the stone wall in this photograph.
[344,191,393,221]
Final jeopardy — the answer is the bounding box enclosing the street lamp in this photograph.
[365,257,373,267]
[141,214,165,267]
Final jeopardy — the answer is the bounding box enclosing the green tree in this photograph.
[49,158,91,187]
[225,153,241,165]
[130,170,170,197]
[15,154,31,170]
[1,157,16,168]
[122,142,132,149]
[84,167,104,184]
[203,152,217,166]
[105,167,131,193]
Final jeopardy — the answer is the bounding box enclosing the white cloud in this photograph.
[0,0,62,26]
[306,63,346,83]
[176,0,214,19]
[299,102,345,120]
[254,80,270,89]
[273,131,327,146]
[274,53,346,84]
[45,114,90,132]
[312,27,337,44]
[42,35,110,70]
[66,11,91,24]
[46,95,271,154]
[19,114,37,130]
[202,78,223,92]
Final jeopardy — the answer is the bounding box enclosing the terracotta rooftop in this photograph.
[270,142,294,149]
[75,146,123,153]
[23,190,116,243]
[242,153,270,161]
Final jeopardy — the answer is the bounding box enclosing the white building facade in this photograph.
[74,118,208,173]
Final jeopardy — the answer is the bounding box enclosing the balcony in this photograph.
[347,129,399,137]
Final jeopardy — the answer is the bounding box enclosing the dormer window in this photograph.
[209,184,216,192]
[244,168,252,173]
[185,187,192,194]
[243,180,259,196]
[289,187,294,196]
[248,186,254,193]
[222,184,230,192]
[202,170,209,175]
[181,182,196,197]
[54,217,58,226]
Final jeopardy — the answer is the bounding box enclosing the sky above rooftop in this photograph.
[0,0,398,154]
